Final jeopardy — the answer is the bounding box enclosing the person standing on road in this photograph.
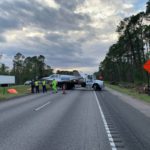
[49,81,52,93]
[42,80,47,93]
[35,80,40,93]
[52,79,57,93]
[31,80,35,93]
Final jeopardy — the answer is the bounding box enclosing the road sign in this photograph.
[143,60,150,73]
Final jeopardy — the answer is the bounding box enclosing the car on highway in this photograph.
[24,80,32,85]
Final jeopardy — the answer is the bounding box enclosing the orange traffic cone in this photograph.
[62,84,66,94]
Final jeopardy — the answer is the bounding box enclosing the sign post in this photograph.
[1,84,8,95]
[3,87,6,95]
[143,60,150,95]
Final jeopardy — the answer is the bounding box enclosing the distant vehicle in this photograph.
[24,80,32,85]
[78,73,104,91]
[43,73,104,91]
[42,74,77,89]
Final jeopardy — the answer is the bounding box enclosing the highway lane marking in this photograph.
[35,101,51,111]
[94,91,117,150]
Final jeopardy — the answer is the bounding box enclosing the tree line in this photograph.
[0,53,53,84]
[0,53,80,84]
[99,0,150,84]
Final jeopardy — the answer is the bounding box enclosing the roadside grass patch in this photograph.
[0,84,51,100]
[0,85,30,100]
[106,83,150,103]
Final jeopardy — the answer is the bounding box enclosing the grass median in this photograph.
[106,83,150,103]
[0,85,31,100]
[0,85,51,101]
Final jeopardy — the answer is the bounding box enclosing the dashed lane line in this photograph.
[94,91,117,150]
[34,101,51,111]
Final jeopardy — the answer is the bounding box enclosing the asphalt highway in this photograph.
[96,90,150,150]
[0,89,150,150]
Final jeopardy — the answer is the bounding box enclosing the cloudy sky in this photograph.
[0,0,148,73]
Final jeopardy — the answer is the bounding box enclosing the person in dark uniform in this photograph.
[42,80,47,93]
[31,80,35,93]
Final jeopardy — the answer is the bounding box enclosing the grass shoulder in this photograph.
[106,83,150,103]
[0,84,51,101]
[0,85,31,100]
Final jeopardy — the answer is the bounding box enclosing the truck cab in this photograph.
[80,74,104,91]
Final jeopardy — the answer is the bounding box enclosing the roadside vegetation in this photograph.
[106,82,150,103]
[0,85,30,100]
[0,85,50,101]
[94,0,150,96]
[0,54,53,85]
[0,53,80,85]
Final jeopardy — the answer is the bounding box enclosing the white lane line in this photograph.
[35,102,50,111]
[94,91,117,150]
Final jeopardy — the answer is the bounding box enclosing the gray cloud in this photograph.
[0,0,90,33]
[0,35,6,43]
[0,0,147,73]
[0,17,20,32]
[55,0,85,10]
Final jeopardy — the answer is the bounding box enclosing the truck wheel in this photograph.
[65,83,68,90]
[93,84,101,91]
[81,82,86,87]
[65,83,74,90]
[93,84,97,91]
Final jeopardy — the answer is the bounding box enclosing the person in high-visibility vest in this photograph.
[42,80,47,93]
[35,80,39,93]
[52,79,57,93]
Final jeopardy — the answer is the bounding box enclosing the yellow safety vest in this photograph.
[42,80,46,86]
[35,81,39,86]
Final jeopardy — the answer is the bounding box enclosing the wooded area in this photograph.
[0,53,53,84]
[99,0,150,85]
[0,53,80,84]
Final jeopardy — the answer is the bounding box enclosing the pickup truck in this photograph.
[79,73,104,91]
[43,73,104,91]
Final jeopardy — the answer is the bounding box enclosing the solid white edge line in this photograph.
[94,91,117,150]
[35,102,50,111]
